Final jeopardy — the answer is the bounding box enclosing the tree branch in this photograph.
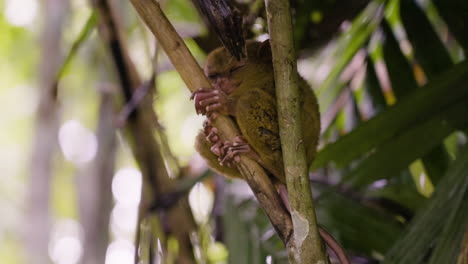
[264,0,328,263]
[128,0,293,243]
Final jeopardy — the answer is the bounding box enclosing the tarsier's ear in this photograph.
[257,39,271,60]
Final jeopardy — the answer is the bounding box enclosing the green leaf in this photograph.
[56,11,97,80]
[315,186,403,256]
[363,58,388,113]
[381,21,417,98]
[223,197,276,264]
[317,0,386,112]
[432,0,468,53]
[382,20,451,184]
[399,0,457,181]
[400,0,452,77]
[223,198,252,264]
[428,187,468,264]
[312,61,468,170]
[365,170,427,213]
[382,144,468,264]
[344,102,468,188]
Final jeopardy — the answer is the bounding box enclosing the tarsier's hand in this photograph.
[191,88,229,120]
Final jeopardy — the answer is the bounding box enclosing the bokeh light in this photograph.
[48,219,83,264]
[111,168,142,206]
[58,120,97,165]
[180,114,205,152]
[105,240,134,264]
[5,0,38,27]
[188,183,214,224]
[111,202,139,234]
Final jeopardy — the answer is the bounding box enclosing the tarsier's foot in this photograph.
[203,119,218,143]
[202,120,223,156]
[218,137,260,167]
[191,88,229,120]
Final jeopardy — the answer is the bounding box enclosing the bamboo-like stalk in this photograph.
[26,1,69,263]
[264,0,329,263]
[128,0,294,244]
[90,0,197,262]
[78,87,116,264]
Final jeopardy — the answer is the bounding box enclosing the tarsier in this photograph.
[192,40,349,264]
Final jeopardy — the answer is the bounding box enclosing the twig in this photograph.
[56,11,97,80]
[128,0,293,243]
[149,171,212,211]
[115,73,156,128]
[265,0,329,263]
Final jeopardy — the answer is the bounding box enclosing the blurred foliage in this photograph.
[0,0,467,263]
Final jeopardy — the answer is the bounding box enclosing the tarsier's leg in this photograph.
[235,89,285,182]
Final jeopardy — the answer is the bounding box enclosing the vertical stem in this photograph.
[90,0,197,262]
[26,0,69,263]
[264,0,328,263]
[78,86,116,264]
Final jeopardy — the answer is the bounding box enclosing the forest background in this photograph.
[0,0,467,263]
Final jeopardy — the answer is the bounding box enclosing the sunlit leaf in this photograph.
[312,61,468,170]
[317,0,387,112]
[382,20,450,184]
[400,0,452,77]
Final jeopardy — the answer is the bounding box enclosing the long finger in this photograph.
[206,103,222,113]
[190,88,214,99]
[206,129,219,143]
[199,96,221,107]
[193,91,218,102]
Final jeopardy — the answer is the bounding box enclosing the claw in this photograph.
[192,87,228,118]
[217,138,251,167]
[190,88,213,100]
[210,141,223,156]
[206,129,219,144]
[207,112,218,121]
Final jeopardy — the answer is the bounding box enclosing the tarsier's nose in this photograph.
[215,76,230,89]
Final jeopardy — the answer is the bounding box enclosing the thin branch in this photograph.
[265,0,328,263]
[128,0,293,243]
[115,73,155,128]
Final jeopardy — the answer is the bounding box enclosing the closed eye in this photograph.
[208,73,219,79]
[229,65,245,74]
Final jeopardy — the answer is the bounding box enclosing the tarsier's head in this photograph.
[204,40,272,94]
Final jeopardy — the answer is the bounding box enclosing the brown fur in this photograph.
[195,40,321,183]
